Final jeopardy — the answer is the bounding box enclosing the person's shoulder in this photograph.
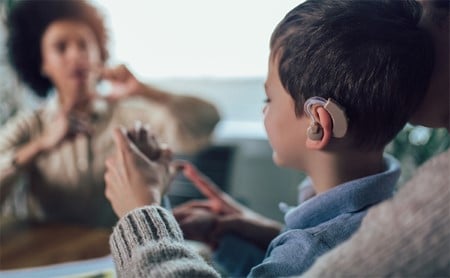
[418,149,449,173]
[388,148,449,219]
[407,149,449,190]
[112,97,167,120]
[2,107,43,130]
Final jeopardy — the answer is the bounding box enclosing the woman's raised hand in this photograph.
[38,111,92,152]
[101,64,143,101]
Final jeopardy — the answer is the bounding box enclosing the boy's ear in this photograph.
[306,107,332,150]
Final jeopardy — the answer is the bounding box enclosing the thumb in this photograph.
[113,127,131,152]
[113,127,134,164]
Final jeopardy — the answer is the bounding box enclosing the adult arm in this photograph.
[110,206,220,278]
[302,150,450,277]
[0,108,92,205]
[0,110,36,204]
[104,128,220,277]
[103,65,220,153]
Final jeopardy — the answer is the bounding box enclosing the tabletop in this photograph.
[0,220,111,270]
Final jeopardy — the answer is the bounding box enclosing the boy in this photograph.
[103,0,434,277]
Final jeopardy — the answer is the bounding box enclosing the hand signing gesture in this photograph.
[174,163,282,250]
[39,111,92,152]
[104,127,177,218]
[101,64,143,102]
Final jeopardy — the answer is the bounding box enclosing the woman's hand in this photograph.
[101,64,143,101]
[38,112,92,152]
[104,127,177,219]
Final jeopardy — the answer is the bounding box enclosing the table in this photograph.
[0,220,111,270]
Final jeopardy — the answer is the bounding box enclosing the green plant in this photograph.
[386,125,450,186]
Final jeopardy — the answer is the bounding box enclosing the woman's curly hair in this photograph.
[7,0,109,97]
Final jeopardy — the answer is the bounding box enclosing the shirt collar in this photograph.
[43,92,110,123]
[284,154,400,229]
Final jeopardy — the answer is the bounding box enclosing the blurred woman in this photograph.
[0,0,219,227]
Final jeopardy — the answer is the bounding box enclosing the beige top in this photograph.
[0,95,219,226]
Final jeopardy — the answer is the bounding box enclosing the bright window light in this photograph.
[93,0,301,78]
[92,0,303,138]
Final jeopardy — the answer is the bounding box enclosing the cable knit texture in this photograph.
[110,206,220,277]
[302,149,450,277]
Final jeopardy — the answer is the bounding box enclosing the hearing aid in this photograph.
[307,122,324,141]
[304,96,348,141]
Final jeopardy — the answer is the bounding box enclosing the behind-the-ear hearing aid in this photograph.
[304,96,348,141]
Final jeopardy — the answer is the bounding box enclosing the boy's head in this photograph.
[267,0,434,151]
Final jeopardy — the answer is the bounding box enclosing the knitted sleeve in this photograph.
[110,205,221,278]
[302,150,450,277]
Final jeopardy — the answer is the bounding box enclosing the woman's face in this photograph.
[41,20,102,105]
[263,54,309,170]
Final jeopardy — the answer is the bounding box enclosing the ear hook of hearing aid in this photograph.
[304,97,327,122]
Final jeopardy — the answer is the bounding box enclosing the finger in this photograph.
[102,65,123,81]
[159,144,172,162]
[117,64,131,82]
[167,159,185,184]
[113,127,133,165]
[113,127,130,150]
[173,210,192,222]
[146,135,161,161]
[172,200,215,213]
[182,162,225,201]
[183,162,241,214]
[105,157,122,186]
[136,121,147,143]
[126,125,138,144]
[104,164,120,201]
[149,134,161,153]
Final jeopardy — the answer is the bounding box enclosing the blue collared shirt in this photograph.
[248,154,400,277]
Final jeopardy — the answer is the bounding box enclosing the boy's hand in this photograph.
[174,163,283,250]
[125,121,162,161]
[173,202,220,248]
[104,128,176,218]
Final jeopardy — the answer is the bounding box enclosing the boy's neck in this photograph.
[307,150,385,194]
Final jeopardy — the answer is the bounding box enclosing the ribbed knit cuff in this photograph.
[109,205,183,272]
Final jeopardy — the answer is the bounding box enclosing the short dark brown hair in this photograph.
[271,0,434,150]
